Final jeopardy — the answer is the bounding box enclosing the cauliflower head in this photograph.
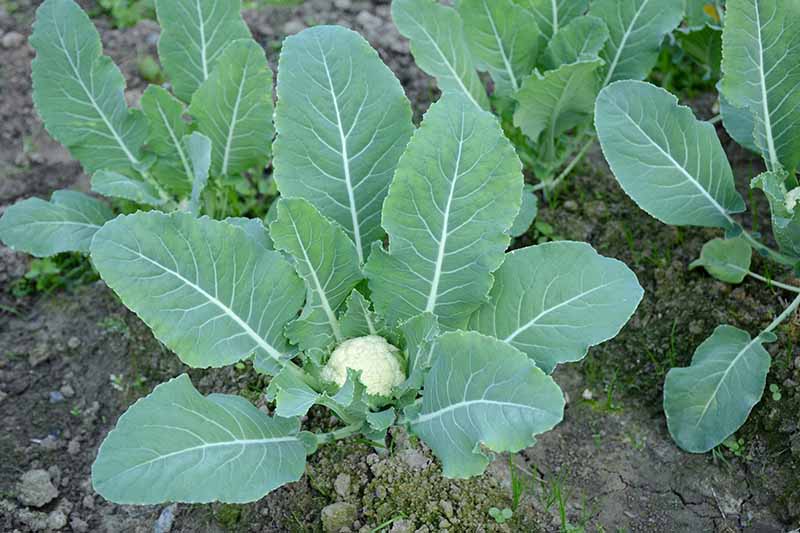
[320,335,405,396]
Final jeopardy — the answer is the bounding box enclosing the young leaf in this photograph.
[751,171,800,259]
[540,15,609,71]
[90,211,305,369]
[510,185,538,238]
[392,0,489,110]
[140,86,194,194]
[0,191,113,257]
[469,242,643,373]
[189,39,274,177]
[721,0,800,172]
[155,0,251,102]
[589,0,684,86]
[456,0,540,96]
[91,171,165,207]
[664,326,772,453]
[365,95,523,329]
[407,331,564,478]
[514,0,589,41]
[31,0,147,174]
[367,408,396,431]
[340,289,386,338]
[186,132,212,216]
[93,374,307,504]
[270,198,363,351]
[719,91,759,154]
[595,81,745,229]
[396,312,439,395]
[690,237,752,284]
[273,26,414,264]
[267,366,321,418]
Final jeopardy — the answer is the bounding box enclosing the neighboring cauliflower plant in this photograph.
[2,0,644,506]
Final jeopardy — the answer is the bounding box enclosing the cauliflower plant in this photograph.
[321,336,405,396]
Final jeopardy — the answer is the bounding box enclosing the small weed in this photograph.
[488,506,513,524]
[769,383,782,401]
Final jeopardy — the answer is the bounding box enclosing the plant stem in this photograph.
[763,292,800,334]
[530,135,596,193]
[315,423,364,445]
[739,268,800,293]
[708,114,722,125]
[738,228,798,267]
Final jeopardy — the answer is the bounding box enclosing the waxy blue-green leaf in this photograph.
[392,0,489,111]
[751,171,800,259]
[93,374,307,504]
[155,0,251,102]
[456,0,540,96]
[595,81,745,229]
[514,0,589,41]
[685,0,723,29]
[267,367,321,418]
[510,185,539,238]
[270,198,363,352]
[540,15,609,70]
[224,217,273,251]
[189,39,274,178]
[186,132,212,216]
[30,0,147,174]
[90,211,305,369]
[721,0,800,172]
[367,408,396,431]
[396,312,439,395]
[274,26,414,265]
[91,171,165,207]
[589,0,684,86]
[469,242,643,373]
[340,290,386,338]
[140,86,194,195]
[690,237,752,283]
[365,95,523,329]
[514,60,603,155]
[407,331,564,478]
[719,91,759,154]
[664,325,771,453]
[0,191,113,257]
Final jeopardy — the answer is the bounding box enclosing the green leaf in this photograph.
[186,132,212,216]
[595,81,745,229]
[720,0,800,172]
[0,191,113,257]
[30,0,146,174]
[540,15,610,70]
[367,408,396,431]
[456,0,540,96]
[407,331,564,478]
[273,26,414,264]
[514,0,589,41]
[664,325,771,453]
[676,26,722,80]
[685,0,723,29]
[690,237,752,284]
[224,217,273,251]
[190,39,274,178]
[751,171,800,258]
[510,185,538,238]
[92,374,307,503]
[719,89,759,154]
[396,312,439,395]
[91,171,165,207]
[155,0,251,102]
[589,0,684,86]
[513,60,603,155]
[469,242,643,373]
[140,85,194,194]
[267,366,320,418]
[340,289,386,338]
[364,95,523,329]
[392,0,489,111]
[90,211,305,369]
[270,198,363,352]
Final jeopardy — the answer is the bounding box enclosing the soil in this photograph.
[1,1,799,532]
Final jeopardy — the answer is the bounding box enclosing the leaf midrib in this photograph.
[601,0,650,87]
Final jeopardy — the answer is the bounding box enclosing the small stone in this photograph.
[401,450,430,470]
[794,356,800,370]
[67,439,81,455]
[40,435,59,451]
[563,200,578,212]
[47,510,67,530]
[439,500,453,518]
[582,389,593,401]
[334,0,351,8]
[70,516,89,532]
[28,345,51,367]
[0,390,7,403]
[49,391,65,403]
[155,503,178,533]
[390,519,413,533]
[17,469,59,508]
[60,384,75,398]
[1,31,24,48]
[321,502,356,532]
[67,337,80,350]
[790,433,800,458]
[283,20,305,35]
[82,495,94,510]
[356,10,382,32]
[334,473,351,499]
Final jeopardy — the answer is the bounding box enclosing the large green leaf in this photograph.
[140,86,194,194]
[513,60,603,155]
[589,0,684,86]
[392,0,489,110]
[365,95,523,329]
[595,81,745,229]
[93,374,307,503]
[540,15,610,70]
[270,198,363,352]
[719,90,759,154]
[689,237,752,283]
[469,242,643,373]
[91,171,165,207]
[224,217,273,251]
[273,26,414,265]
[189,39,274,178]
[30,0,147,174]
[720,0,800,172]
[90,212,305,369]
[0,191,113,257]
[664,325,771,453]
[186,132,212,216]
[514,0,589,41]
[751,171,800,258]
[456,0,540,96]
[340,289,387,338]
[407,331,564,478]
[155,0,251,102]
[510,185,538,238]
